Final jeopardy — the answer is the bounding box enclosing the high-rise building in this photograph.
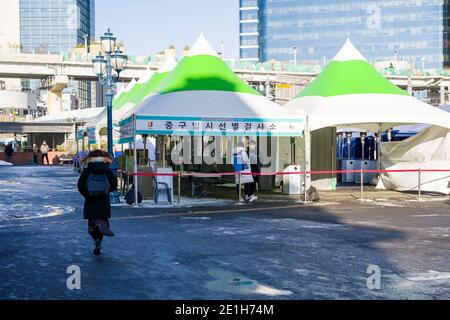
[0,0,21,91]
[239,0,260,62]
[19,0,96,109]
[19,0,95,54]
[239,0,450,69]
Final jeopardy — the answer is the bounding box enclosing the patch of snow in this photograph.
[262,218,347,230]
[412,214,441,218]
[12,211,63,221]
[206,269,293,297]
[406,197,449,202]
[359,199,405,207]
[0,180,20,184]
[294,268,312,276]
[406,271,450,282]
[252,284,293,296]
[0,160,13,166]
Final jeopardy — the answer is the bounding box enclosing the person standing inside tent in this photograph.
[248,140,260,201]
[40,141,50,165]
[77,150,118,256]
[233,141,255,202]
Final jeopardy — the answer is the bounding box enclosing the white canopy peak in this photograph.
[137,68,155,84]
[332,38,366,62]
[158,56,177,73]
[188,33,218,57]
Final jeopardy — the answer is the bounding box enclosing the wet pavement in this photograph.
[0,166,449,299]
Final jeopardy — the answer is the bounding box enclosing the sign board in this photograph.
[276,83,292,89]
[133,116,303,137]
[87,127,96,145]
[76,129,84,141]
[117,117,134,144]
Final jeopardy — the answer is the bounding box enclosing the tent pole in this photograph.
[377,125,382,172]
[238,171,242,202]
[162,136,166,168]
[133,115,139,207]
[120,143,123,195]
[304,115,311,201]
[126,142,131,194]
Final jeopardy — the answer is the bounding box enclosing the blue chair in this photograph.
[153,177,173,204]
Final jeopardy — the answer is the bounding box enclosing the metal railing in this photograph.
[116,168,450,205]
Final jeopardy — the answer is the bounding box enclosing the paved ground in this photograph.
[0,166,449,300]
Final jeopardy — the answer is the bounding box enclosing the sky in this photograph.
[95,0,240,59]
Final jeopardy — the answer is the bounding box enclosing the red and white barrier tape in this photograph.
[117,168,450,177]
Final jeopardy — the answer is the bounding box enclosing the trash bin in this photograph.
[355,160,377,184]
[283,165,303,195]
[341,159,355,183]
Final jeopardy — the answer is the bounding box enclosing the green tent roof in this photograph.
[117,69,154,108]
[113,78,137,109]
[156,34,260,96]
[126,57,177,105]
[298,39,408,98]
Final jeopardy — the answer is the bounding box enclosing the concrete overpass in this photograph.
[0,121,73,134]
[1,52,450,106]
[0,53,152,82]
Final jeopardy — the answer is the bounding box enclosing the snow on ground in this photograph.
[206,269,294,296]
[0,166,80,222]
[0,160,12,166]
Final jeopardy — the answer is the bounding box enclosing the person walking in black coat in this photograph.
[77,150,118,256]
[4,143,14,162]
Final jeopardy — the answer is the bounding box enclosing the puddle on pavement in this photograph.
[206,269,293,296]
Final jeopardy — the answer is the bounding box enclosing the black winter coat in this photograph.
[77,162,118,220]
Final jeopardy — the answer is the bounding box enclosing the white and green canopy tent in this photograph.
[119,34,303,141]
[112,85,126,107]
[84,58,179,149]
[118,34,304,201]
[113,78,137,110]
[285,39,450,190]
[80,78,137,145]
[114,56,178,126]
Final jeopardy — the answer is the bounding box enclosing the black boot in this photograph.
[93,239,102,256]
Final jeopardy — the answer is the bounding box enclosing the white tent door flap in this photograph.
[134,116,304,137]
[377,127,450,195]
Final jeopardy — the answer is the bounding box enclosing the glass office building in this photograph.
[240,0,450,69]
[20,0,95,54]
[19,0,95,109]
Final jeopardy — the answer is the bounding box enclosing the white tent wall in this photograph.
[311,128,337,190]
[376,126,450,195]
[270,137,306,188]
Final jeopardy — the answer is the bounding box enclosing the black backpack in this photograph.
[125,187,143,205]
[86,173,110,197]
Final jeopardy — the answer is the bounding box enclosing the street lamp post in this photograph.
[293,46,297,67]
[92,29,128,156]
[83,34,89,59]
